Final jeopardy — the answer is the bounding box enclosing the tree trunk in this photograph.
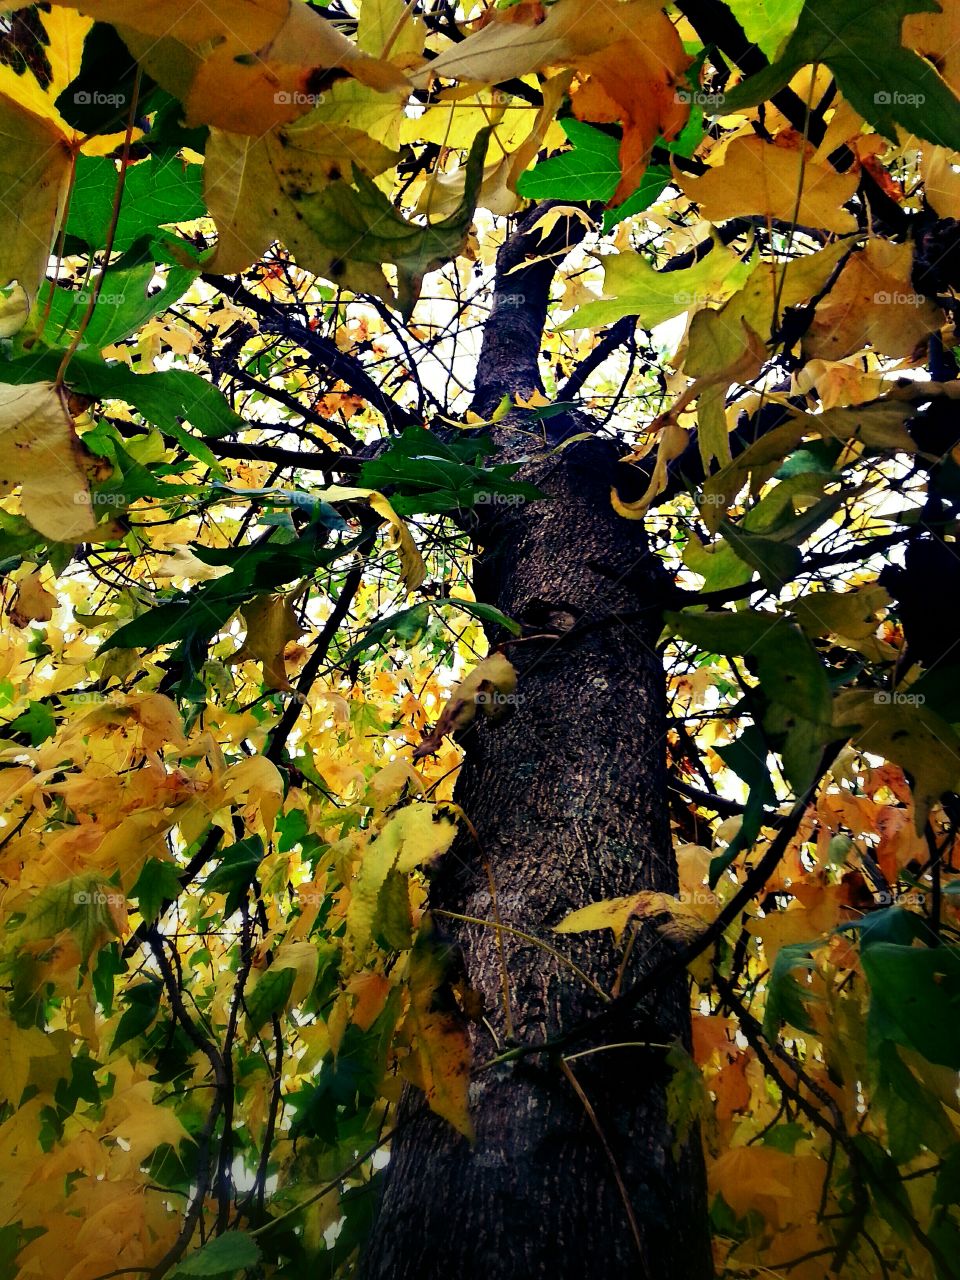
[360,209,713,1280]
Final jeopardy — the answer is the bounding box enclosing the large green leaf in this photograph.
[862,942,960,1068]
[170,1232,261,1277]
[665,608,833,791]
[517,119,621,202]
[722,0,960,150]
[359,425,541,515]
[112,978,164,1051]
[0,352,245,454]
[35,262,196,352]
[67,153,205,251]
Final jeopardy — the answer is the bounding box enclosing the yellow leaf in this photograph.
[414,0,689,200]
[679,135,859,233]
[368,492,427,592]
[271,941,320,1005]
[403,1010,473,1138]
[561,234,751,332]
[922,144,960,219]
[834,690,960,828]
[9,569,56,627]
[224,755,285,837]
[709,1146,825,1229]
[231,592,304,691]
[0,382,93,540]
[402,937,473,1137]
[129,693,186,752]
[204,119,396,277]
[347,971,393,1031]
[414,653,517,759]
[0,1016,59,1106]
[555,893,648,942]
[104,1079,189,1164]
[612,420,690,518]
[526,205,595,243]
[0,99,73,304]
[555,888,713,944]
[803,239,943,361]
[54,0,406,135]
[346,804,457,954]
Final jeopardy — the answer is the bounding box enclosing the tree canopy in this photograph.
[2,0,960,1276]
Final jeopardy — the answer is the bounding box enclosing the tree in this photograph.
[1,3,960,1280]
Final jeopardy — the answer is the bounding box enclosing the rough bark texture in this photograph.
[360,208,713,1280]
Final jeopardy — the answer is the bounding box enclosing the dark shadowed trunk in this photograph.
[360,209,713,1280]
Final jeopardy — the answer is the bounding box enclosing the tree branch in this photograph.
[203,274,419,433]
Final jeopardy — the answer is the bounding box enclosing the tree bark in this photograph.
[360,208,713,1280]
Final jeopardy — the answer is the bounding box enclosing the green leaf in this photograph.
[561,240,751,331]
[862,942,960,1068]
[846,905,928,949]
[342,596,519,663]
[170,1231,261,1277]
[721,0,960,151]
[664,609,832,724]
[682,530,753,592]
[132,859,182,924]
[834,690,960,825]
[0,1223,46,1280]
[517,119,621,202]
[112,978,163,1050]
[874,1040,955,1163]
[293,127,490,316]
[245,966,296,1037]
[3,701,56,745]
[100,589,243,655]
[359,425,541,515]
[0,351,244,462]
[99,525,344,687]
[35,262,195,352]
[666,608,833,792]
[710,725,777,883]
[727,0,806,57]
[602,164,672,232]
[444,598,521,636]
[16,874,122,964]
[718,521,803,591]
[67,153,205,252]
[203,836,265,916]
[764,941,821,1037]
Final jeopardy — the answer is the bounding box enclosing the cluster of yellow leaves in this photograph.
[0,495,485,1273]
